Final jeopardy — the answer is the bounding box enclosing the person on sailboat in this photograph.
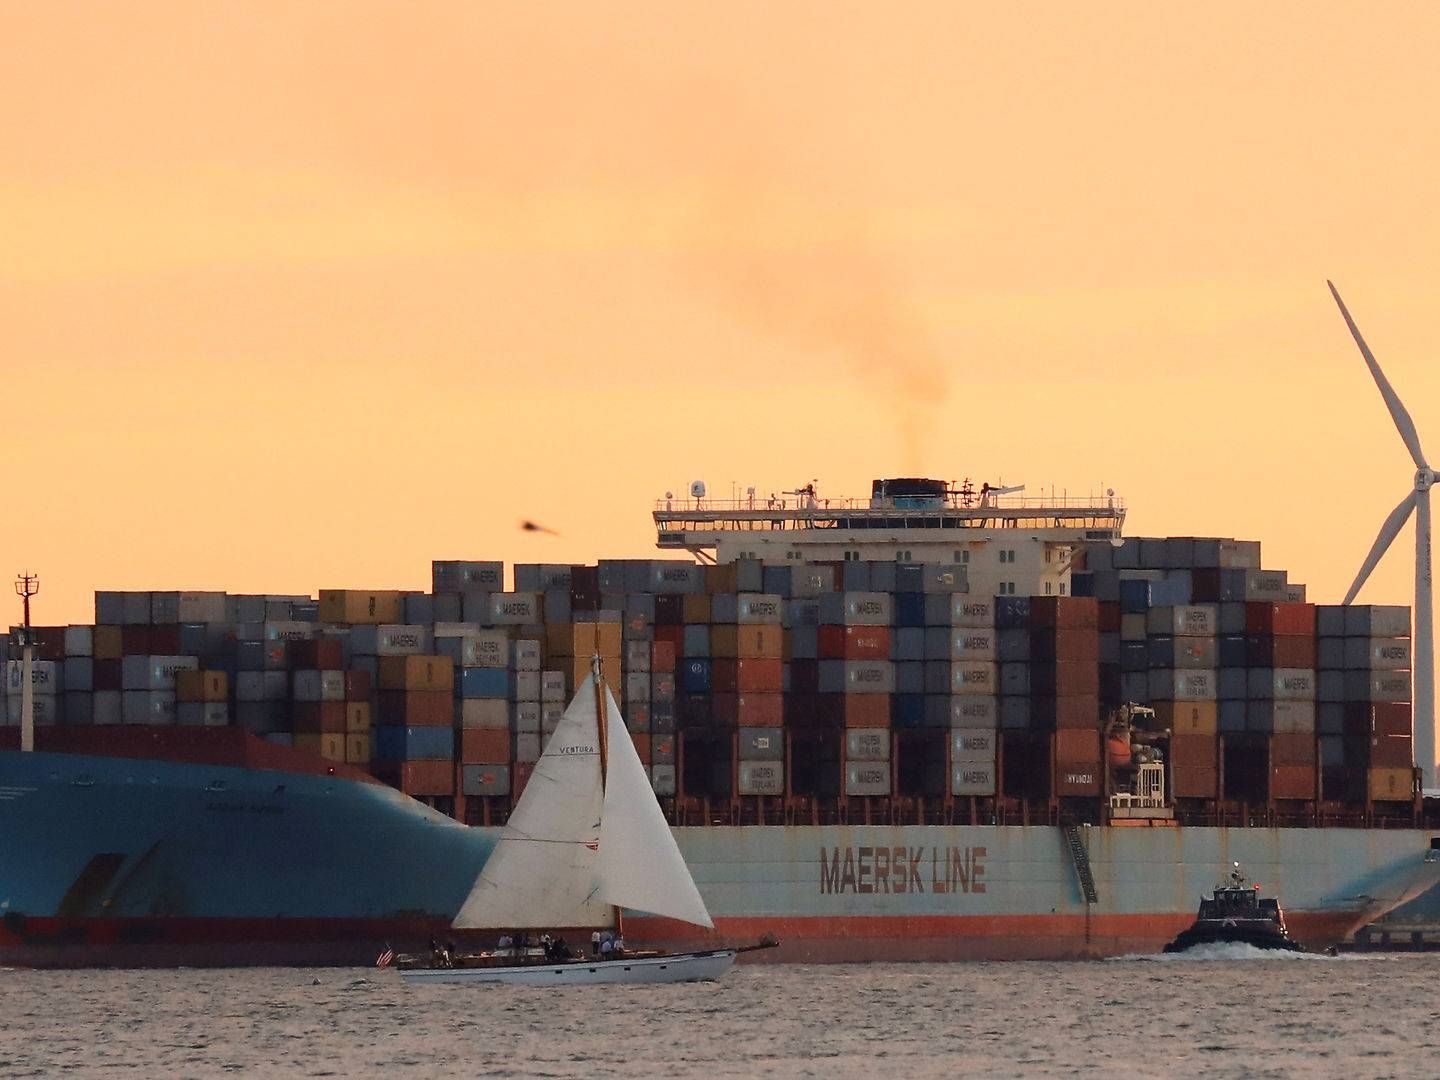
[612,934,625,956]
[591,930,602,957]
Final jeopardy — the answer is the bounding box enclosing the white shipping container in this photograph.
[1146,605,1219,637]
[512,670,541,701]
[1149,669,1217,701]
[5,660,60,694]
[821,592,892,626]
[844,761,891,796]
[6,694,60,725]
[122,690,176,725]
[845,728,891,762]
[625,640,652,673]
[1273,668,1316,701]
[949,696,998,727]
[951,662,998,696]
[651,764,677,796]
[791,566,835,598]
[178,702,229,727]
[625,672,651,704]
[462,699,510,730]
[459,630,510,669]
[1344,638,1412,671]
[264,621,316,643]
[178,591,228,624]
[950,728,998,763]
[1244,570,1289,602]
[293,670,345,702]
[488,593,542,625]
[541,671,567,703]
[738,728,785,760]
[93,691,123,725]
[512,701,541,733]
[511,639,541,671]
[63,625,94,657]
[951,762,997,796]
[1120,614,1148,642]
[737,761,785,796]
[514,733,542,763]
[1273,700,1316,734]
[541,703,565,736]
[374,625,430,656]
[736,593,784,624]
[1352,672,1411,703]
[146,656,200,691]
[951,596,995,628]
[950,628,997,661]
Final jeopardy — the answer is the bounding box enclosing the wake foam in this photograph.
[1108,942,1330,962]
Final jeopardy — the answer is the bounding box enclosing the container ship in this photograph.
[4,477,1438,966]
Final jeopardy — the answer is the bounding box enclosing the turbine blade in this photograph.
[1344,490,1418,605]
[1328,281,1429,469]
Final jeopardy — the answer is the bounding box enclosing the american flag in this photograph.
[375,946,394,969]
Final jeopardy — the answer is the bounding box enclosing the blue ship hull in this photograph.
[0,747,495,967]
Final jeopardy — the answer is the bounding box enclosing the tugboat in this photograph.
[1163,863,1306,954]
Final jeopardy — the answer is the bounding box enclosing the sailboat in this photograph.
[397,659,775,985]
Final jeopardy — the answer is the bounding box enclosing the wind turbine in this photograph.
[1327,281,1435,788]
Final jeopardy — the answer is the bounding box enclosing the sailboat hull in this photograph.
[396,948,736,986]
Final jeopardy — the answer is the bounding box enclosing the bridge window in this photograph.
[999,549,1017,564]
[999,581,1016,595]
[1060,582,1068,596]
[1044,581,1053,595]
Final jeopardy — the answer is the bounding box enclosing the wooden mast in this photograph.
[593,654,623,940]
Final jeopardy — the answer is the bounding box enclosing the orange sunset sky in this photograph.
[3,2,1437,624]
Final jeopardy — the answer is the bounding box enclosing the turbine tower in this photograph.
[1327,281,1435,789]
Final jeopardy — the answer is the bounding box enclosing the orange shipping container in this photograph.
[570,656,622,696]
[1055,761,1102,797]
[294,733,346,762]
[1370,735,1414,769]
[1369,767,1414,802]
[1051,695,1101,729]
[318,590,404,625]
[345,702,372,733]
[817,625,890,660]
[681,594,711,624]
[1155,700,1218,736]
[461,728,511,765]
[345,732,371,763]
[377,654,455,693]
[513,762,536,800]
[1371,703,1413,738]
[737,625,785,659]
[175,670,228,703]
[569,622,622,657]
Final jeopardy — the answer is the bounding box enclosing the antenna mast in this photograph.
[14,572,39,753]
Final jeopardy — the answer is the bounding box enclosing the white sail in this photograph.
[452,676,614,930]
[595,687,715,929]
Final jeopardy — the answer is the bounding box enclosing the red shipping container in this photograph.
[460,728,510,764]
[652,625,684,652]
[842,694,890,729]
[1170,733,1218,770]
[30,627,66,661]
[631,733,651,764]
[709,693,738,726]
[1371,702,1413,737]
[788,660,819,694]
[1045,662,1100,697]
[398,760,454,796]
[650,639,677,672]
[1055,728,1101,764]
[293,702,346,734]
[736,693,784,727]
[1097,601,1122,633]
[1055,762,1102,797]
[345,670,373,701]
[1369,734,1414,768]
[1051,630,1100,663]
[1028,596,1099,629]
[1270,765,1316,800]
[1271,636,1316,669]
[736,658,783,693]
[711,659,738,694]
[1270,733,1316,766]
[149,625,181,654]
[1049,695,1101,729]
[120,625,150,655]
[1171,765,1219,799]
[817,625,890,660]
[1245,602,1316,637]
[93,658,122,691]
[291,638,345,670]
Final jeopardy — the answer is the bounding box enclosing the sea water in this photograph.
[2,951,1435,1078]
